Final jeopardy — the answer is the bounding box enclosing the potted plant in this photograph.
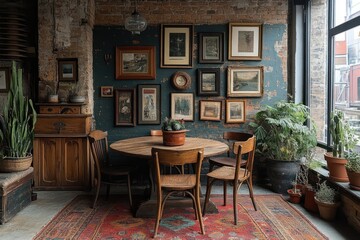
[161,117,187,146]
[44,79,59,103]
[314,181,340,221]
[0,61,37,172]
[324,110,358,182]
[287,177,302,204]
[249,101,317,194]
[68,81,86,103]
[345,151,360,190]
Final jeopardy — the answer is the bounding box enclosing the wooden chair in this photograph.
[208,131,253,206]
[150,129,163,136]
[152,147,205,237]
[88,130,133,209]
[203,136,257,225]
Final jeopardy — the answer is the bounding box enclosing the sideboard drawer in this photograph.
[39,105,81,114]
[35,114,91,135]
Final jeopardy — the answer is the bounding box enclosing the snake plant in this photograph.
[0,61,37,158]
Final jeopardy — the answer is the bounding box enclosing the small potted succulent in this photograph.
[287,177,302,204]
[345,151,360,190]
[314,181,340,221]
[161,117,187,146]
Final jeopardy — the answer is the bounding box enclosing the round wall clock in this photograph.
[171,71,191,90]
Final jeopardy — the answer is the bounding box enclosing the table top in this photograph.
[110,136,229,159]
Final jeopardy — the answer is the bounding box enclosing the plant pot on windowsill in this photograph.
[324,152,349,182]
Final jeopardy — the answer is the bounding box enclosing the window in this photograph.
[307,0,360,158]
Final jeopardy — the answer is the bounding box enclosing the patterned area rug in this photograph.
[34,194,328,240]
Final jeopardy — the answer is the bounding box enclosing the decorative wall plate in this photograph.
[171,71,191,90]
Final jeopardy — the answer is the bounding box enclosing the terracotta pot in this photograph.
[314,197,340,221]
[0,155,32,172]
[162,130,188,146]
[304,186,319,213]
[346,169,360,191]
[287,189,302,204]
[324,152,349,182]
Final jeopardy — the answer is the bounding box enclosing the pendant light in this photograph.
[124,0,147,35]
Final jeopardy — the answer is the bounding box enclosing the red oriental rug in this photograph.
[34,194,328,240]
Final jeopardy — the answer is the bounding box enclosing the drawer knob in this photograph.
[53,122,66,133]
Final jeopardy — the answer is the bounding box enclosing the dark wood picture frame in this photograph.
[100,86,113,97]
[161,24,193,68]
[114,88,136,126]
[197,68,220,96]
[227,66,264,97]
[228,23,263,60]
[58,58,78,82]
[115,46,156,80]
[198,32,224,63]
[225,99,246,123]
[199,100,222,121]
[137,84,161,125]
[0,67,10,93]
[170,92,194,121]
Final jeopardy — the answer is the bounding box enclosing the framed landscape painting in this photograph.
[138,84,161,125]
[227,66,263,97]
[199,100,222,121]
[161,24,193,68]
[170,92,194,121]
[228,23,262,60]
[58,58,78,82]
[115,46,156,80]
[114,88,136,126]
[198,32,224,63]
[225,99,246,123]
[197,68,220,96]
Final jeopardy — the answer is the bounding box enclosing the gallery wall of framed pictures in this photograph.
[94,21,274,129]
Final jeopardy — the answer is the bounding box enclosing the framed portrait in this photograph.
[58,58,78,82]
[225,99,246,123]
[228,23,263,60]
[114,88,136,127]
[115,46,156,80]
[227,66,263,97]
[170,92,194,121]
[0,67,10,93]
[199,100,222,121]
[198,32,223,63]
[100,86,113,97]
[138,84,161,125]
[161,24,193,68]
[197,68,220,96]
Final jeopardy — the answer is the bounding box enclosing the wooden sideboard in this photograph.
[33,103,92,190]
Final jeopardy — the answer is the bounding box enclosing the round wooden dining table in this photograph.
[110,136,229,218]
[110,136,229,159]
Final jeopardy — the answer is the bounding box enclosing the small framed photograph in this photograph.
[199,100,222,121]
[138,84,161,125]
[197,68,220,96]
[58,58,78,82]
[227,66,263,97]
[114,88,136,127]
[115,46,156,80]
[170,92,194,121]
[226,99,246,123]
[161,24,193,68]
[0,67,10,93]
[228,23,263,60]
[100,86,113,97]
[198,32,224,63]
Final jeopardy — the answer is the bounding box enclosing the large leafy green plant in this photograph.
[249,101,317,161]
[0,61,37,158]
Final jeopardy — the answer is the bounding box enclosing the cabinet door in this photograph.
[60,138,87,187]
[33,138,60,187]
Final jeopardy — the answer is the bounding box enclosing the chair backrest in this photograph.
[223,132,253,157]
[233,136,256,179]
[88,130,110,170]
[150,129,163,136]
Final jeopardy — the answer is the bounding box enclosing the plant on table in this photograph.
[161,117,187,146]
[162,117,185,131]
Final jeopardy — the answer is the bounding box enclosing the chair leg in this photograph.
[127,173,133,209]
[195,188,205,234]
[233,180,238,225]
[191,189,198,220]
[92,178,101,208]
[247,178,257,211]
[223,181,227,206]
[202,177,213,216]
[154,190,162,238]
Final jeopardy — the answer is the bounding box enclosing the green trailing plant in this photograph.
[0,61,37,158]
[345,151,360,173]
[162,117,185,131]
[315,181,338,204]
[329,110,357,158]
[249,101,317,161]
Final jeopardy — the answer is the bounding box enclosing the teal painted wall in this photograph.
[93,24,288,143]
